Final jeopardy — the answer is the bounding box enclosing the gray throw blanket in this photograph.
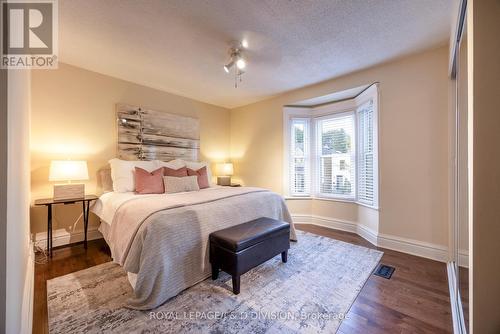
[107,187,296,310]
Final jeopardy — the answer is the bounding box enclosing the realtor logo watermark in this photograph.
[1,0,58,69]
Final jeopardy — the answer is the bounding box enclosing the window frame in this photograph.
[283,107,313,197]
[283,84,379,209]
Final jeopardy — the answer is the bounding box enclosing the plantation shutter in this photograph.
[315,114,355,198]
[357,100,376,206]
[289,118,310,195]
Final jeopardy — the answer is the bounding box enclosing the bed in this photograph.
[90,104,296,309]
[91,186,297,310]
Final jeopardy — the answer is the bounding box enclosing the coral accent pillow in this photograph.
[135,167,164,194]
[183,160,213,186]
[163,166,188,177]
[187,166,210,189]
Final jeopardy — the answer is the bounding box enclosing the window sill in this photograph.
[284,195,379,210]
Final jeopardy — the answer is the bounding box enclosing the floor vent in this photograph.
[374,264,395,279]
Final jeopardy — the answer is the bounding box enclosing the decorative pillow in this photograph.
[187,166,210,189]
[135,167,164,194]
[163,166,188,177]
[182,160,213,186]
[109,158,159,193]
[163,176,200,194]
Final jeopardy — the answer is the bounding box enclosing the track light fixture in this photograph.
[223,42,247,88]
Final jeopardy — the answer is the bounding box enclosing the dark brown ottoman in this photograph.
[209,217,290,294]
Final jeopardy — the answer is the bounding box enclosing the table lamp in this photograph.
[49,160,89,200]
[216,163,234,186]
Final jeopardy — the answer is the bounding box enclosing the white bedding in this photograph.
[92,192,159,225]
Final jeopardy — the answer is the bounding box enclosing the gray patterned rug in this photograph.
[47,231,382,334]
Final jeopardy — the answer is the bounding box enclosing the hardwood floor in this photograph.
[296,225,453,334]
[33,224,452,333]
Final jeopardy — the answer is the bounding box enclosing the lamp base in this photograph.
[53,184,85,201]
[217,176,231,186]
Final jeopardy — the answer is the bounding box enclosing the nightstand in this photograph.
[34,195,98,257]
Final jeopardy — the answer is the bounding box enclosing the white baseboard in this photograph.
[21,242,34,334]
[458,249,469,268]
[357,223,378,246]
[293,214,449,262]
[33,226,103,250]
[293,214,358,233]
[377,232,448,262]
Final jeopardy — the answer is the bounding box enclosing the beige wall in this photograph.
[30,63,230,236]
[7,70,32,334]
[285,199,312,216]
[230,46,450,247]
[311,200,358,224]
[468,0,500,332]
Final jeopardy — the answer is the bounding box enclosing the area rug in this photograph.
[47,231,382,333]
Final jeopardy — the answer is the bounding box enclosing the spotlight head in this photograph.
[223,60,235,73]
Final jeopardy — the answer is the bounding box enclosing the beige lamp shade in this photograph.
[216,163,234,176]
[49,160,89,182]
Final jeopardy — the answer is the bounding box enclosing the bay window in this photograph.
[284,85,378,208]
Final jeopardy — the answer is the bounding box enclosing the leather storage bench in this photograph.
[209,217,290,294]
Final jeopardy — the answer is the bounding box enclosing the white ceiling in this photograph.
[59,0,454,109]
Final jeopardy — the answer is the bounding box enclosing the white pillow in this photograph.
[182,160,214,186]
[157,159,186,170]
[109,158,160,193]
[163,176,200,194]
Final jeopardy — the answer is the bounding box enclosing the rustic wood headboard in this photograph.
[116,103,200,161]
